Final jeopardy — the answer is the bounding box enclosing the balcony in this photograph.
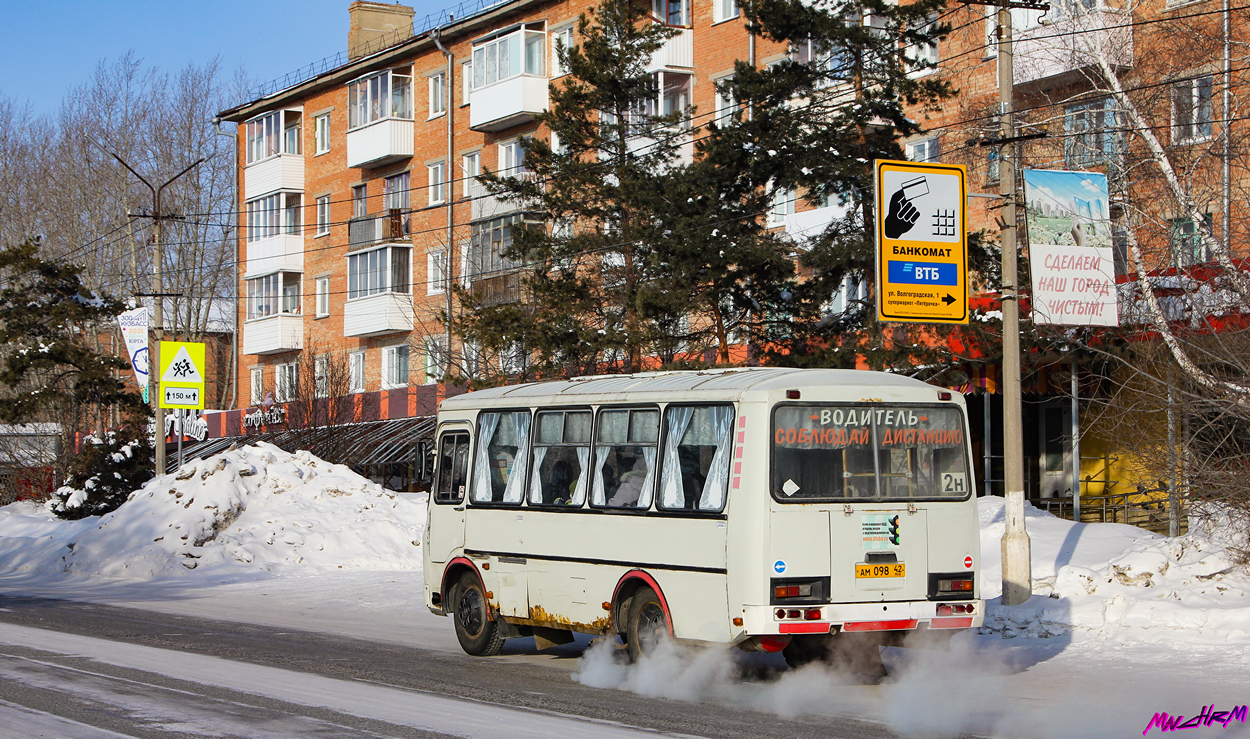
[346,117,414,168]
[348,211,410,250]
[1014,10,1132,87]
[471,272,524,307]
[647,27,693,72]
[244,154,304,200]
[344,291,414,337]
[243,314,303,355]
[244,234,303,278]
[469,75,549,132]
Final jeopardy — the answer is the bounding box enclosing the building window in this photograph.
[462,61,473,104]
[1065,98,1125,170]
[906,14,940,75]
[428,250,447,295]
[383,173,410,215]
[316,195,331,235]
[348,246,411,299]
[714,80,738,125]
[352,184,367,218]
[1173,75,1214,144]
[246,272,301,320]
[498,139,527,176]
[347,68,413,129]
[472,25,546,91]
[1171,214,1214,267]
[314,113,330,154]
[500,341,526,375]
[283,193,301,236]
[314,355,329,398]
[250,367,264,405]
[245,110,302,164]
[468,214,526,279]
[382,345,410,389]
[551,25,575,77]
[315,277,329,317]
[767,185,796,227]
[275,362,298,402]
[462,152,482,197]
[425,337,447,385]
[349,351,365,392]
[245,192,301,242]
[463,339,481,377]
[428,162,446,205]
[906,137,940,163]
[428,71,447,117]
[652,0,688,26]
[713,0,739,24]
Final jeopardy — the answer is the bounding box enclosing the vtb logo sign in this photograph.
[887,515,901,545]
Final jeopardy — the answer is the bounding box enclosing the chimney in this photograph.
[348,1,415,61]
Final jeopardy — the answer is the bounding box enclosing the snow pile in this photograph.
[977,496,1250,644]
[0,442,426,580]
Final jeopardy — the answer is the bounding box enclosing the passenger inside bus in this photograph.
[607,455,649,507]
[543,458,576,505]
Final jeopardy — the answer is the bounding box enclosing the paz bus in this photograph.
[423,367,983,670]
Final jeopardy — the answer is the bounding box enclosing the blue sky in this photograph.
[0,0,446,115]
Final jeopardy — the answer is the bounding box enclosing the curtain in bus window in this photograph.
[527,446,549,504]
[571,446,590,505]
[471,412,501,502]
[697,406,734,511]
[591,447,611,505]
[502,412,531,504]
[593,408,658,509]
[659,406,695,508]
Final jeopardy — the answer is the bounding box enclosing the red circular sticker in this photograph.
[963,556,974,569]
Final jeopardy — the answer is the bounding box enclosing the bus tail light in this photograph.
[937,603,976,616]
[774,584,812,599]
[804,609,822,621]
[938,391,952,400]
[771,577,829,605]
[938,578,974,593]
[786,390,801,399]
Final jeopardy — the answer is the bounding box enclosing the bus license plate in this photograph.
[856,563,905,579]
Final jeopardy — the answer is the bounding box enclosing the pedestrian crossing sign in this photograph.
[158,341,206,409]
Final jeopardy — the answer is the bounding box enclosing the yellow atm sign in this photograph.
[875,160,968,324]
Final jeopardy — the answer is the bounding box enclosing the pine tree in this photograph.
[0,239,148,427]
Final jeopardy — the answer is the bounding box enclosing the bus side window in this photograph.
[471,411,531,505]
[592,408,659,509]
[435,432,469,503]
[658,405,734,512]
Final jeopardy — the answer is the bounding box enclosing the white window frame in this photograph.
[245,192,302,243]
[551,25,575,77]
[714,78,738,124]
[906,14,940,76]
[314,113,330,154]
[246,271,301,320]
[347,67,414,130]
[462,151,483,198]
[906,137,940,163]
[275,362,298,402]
[245,109,302,165]
[348,245,412,299]
[425,336,447,385]
[384,172,410,212]
[471,25,547,92]
[463,339,481,377]
[349,351,366,393]
[767,185,796,227]
[428,71,447,118]
[498,139,526,176]
[428,250,447,295]
[314,355,329,398]
[315,277,330,317]
[713,0,739,24]
[1172,75,1214,145]
[250,367,264,405]
[315,195,331,236]
[382,345,410,389]
[652,0,689,27]
[462,60,473,105]
[428,161,446,205]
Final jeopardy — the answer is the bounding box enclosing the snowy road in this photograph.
[0,596,898,739]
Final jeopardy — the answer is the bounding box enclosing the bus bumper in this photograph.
[740,600,984,637]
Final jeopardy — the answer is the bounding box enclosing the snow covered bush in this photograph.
[48,427,153,520]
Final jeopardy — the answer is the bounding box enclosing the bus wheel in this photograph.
[625,586,669,662]
[452,572,505,657]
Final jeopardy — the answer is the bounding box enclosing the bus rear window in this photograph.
[772,405,969,501]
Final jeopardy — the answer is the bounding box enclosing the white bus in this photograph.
[423,368,983,672]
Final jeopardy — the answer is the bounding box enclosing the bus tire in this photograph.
[452,572,505,657]
[625,586,669,661]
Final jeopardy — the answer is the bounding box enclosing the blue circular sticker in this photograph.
[773,560,786,574]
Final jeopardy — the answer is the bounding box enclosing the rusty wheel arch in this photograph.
[610,570,673,636]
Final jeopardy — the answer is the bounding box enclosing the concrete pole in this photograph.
[997,1,1032,606]
[1071,359,1080,522]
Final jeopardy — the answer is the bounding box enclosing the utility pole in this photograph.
[961,0,1045,605]
[96,144,204,476]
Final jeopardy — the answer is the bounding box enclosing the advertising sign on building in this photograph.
[1023,169,1119,327]
[874,160,968,324]
[116,307,149,389]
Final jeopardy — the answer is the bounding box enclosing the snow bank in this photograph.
[0,442,427,581]
[978,496,1250,645]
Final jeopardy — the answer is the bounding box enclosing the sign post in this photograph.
[875,160,969,324]
[158,341,206,471]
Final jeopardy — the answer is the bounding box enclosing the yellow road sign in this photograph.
[158,341,206,409]
[875,160,968,324]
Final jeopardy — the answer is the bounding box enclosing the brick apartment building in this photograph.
[212,0,1241,514]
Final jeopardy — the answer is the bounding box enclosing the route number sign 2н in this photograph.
[875,160,968,324]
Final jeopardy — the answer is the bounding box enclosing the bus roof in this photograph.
[439,367,948,410]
